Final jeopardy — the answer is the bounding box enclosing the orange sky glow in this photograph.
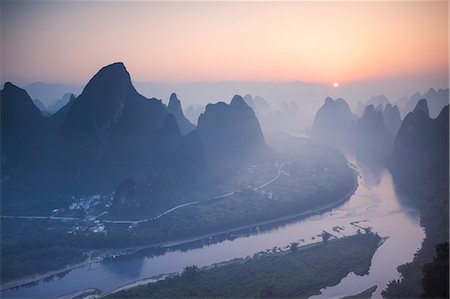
[1,1,448,85]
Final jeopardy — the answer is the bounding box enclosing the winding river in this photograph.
[1,160,424,299]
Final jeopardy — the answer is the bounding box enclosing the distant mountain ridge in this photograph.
[1,62,274,199]
[56,62,206,190]
[25,82,82,107]
[381,104,402,135]
[167,93,196,135]
[197,95,268,172]
[310,97,356,149]
[391,100,448,187]
[366,95,390,110]
[1,63,207,197]
[311,96,395,163]
[1,82,46,180]
[385,100,449,299]
[396,88,449,118]
[353,104,394,162]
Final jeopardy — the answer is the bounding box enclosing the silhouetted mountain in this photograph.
[375,104,383,112]
[47,93,73,113]
[1,63,208,198]
[243,94,272,117]
[134,81,330,119]
[385,102,449,299]
[167,93,195,135]
[243,94,308,134]
[25,82,81,107]
[197,95,267,171]
[391,101,448,191]
[1,83,46,181]
[354,102,365,116]
[396,88,449,118]
[310,97,355,149]
[353,105,394,162]
[254,96,271,114]
[382,104,402,135]
[32,98,47,113]
[243,94,255,108]
[366,95,390,109]
[54,62,206,191]
[413,98,429,115]
[47,95,76,134]
[184,104,205,125]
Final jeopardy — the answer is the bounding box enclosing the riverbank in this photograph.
[108,233,382,298]
[0,170,358,292]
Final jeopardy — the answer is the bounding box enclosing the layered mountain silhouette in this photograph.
[310,97,356,149]
[56,62,205,190]
[381,104,402,135]
[243,94,272,117]
[311,97,397,164]
[396,88,449,118]
[24,82,81,107]
[354,102,365,116]
[184,104,204,125]
[167,93,196,135]
[366,95,390,109]
[1,62,275,199]
[197,95,267,171]
[389,101,449,283]
[1,83,46,181]
[47,93,74,113]
[1,63,209,197]
[353,104,394,162]
[391,100,449,192]
[32,98,47,114]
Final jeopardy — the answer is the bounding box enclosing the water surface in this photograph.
[1,162,424,299]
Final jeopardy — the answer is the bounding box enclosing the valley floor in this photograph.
[108,233,383,298]
[0,176,357,291]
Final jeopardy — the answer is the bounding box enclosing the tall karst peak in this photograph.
[197,95,266,171]
[230,94,250,109]
[1,82,43,121]
[168,92,182,111]
[167,92,195,135]
[413,99,430,116]
[1,81,46,179]
[362,104,377,117]
[82,62,133,99]
[310,96,355,150]
[324,96,334,105]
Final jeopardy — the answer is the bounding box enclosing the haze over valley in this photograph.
[0,1,448,299]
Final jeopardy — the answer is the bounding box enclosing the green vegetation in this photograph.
[384,106,449,298]
[1,245,85,282]
[1,141,356,283]
[383,167,448,297]
[422,243,449,298]
[109,233,381,298]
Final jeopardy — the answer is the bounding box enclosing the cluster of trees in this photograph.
[108,233,381,298]
[1,246,84,282]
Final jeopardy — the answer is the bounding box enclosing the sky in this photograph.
[1,1,448,88]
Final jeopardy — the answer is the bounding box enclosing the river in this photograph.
[1,160,425,299]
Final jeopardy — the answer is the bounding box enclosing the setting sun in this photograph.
[333,82,339,87]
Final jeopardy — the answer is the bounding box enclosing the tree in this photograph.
[289,242,299,253]
[422,243,449,298]
[182,265,199,280]
[321,231,332,244]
